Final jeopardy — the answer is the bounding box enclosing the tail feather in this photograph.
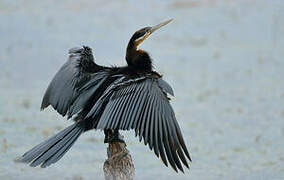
[29,127,81,167]
[41,130,81,168]
[16,123,84,167]
[20,124,76,163]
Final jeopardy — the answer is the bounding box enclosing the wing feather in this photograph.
[90,76,190,172]
[163,119,178,172]
[67,73,108,118]
[138,97,150,142]
[120,84,138,129]
[124,86,145,130]
[41,46,105,119]
[152,91,160,156]
[143,94,154,146]
[157,102,168,167]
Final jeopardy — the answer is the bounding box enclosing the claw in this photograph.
[104,129,125,144]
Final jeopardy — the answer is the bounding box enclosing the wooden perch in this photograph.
[103,141,135,180]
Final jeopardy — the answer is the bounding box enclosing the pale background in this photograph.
[0,0,284,179]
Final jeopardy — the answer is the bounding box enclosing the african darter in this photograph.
[17,19,191,172]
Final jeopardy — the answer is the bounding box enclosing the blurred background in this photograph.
[1,0,284,179]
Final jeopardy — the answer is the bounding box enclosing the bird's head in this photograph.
[126,19,173,71]
[129,19,173,50]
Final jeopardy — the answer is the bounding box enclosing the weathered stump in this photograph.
[103,142,135,180]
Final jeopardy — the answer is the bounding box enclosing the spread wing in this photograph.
[41,46,106,118]
[86,76,191,172]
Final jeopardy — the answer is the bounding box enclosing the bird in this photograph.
[16,19,191,172]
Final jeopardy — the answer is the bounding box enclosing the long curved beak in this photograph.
[149,19,173,34]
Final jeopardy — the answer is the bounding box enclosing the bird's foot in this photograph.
[104,129,125,144]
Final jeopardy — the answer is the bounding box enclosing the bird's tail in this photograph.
[15,123,84,168]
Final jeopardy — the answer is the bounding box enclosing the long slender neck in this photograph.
[125,39,152,72]
[125,40,136,65]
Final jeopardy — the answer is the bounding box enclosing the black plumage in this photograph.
[17,19,191,172]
